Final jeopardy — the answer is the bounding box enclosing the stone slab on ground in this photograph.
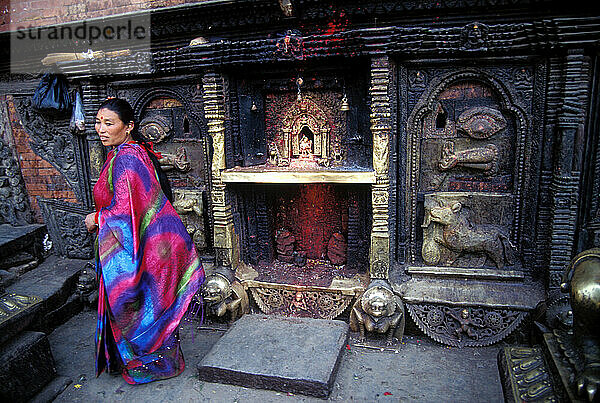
[197,314,349,398]
[0,331,56,403]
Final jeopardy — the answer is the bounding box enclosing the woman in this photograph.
[84,98,204,384]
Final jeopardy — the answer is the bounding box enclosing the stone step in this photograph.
[2,254,87,346]
[0,223,46,256]
[0,223,46,287]
[197,314,349,398]
[0,331,57,402]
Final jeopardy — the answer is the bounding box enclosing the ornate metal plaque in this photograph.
[407,302,526,347]
[0,293,42,326]
[248,282,355,320]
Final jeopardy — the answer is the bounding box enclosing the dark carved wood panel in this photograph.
[399,62,541,274]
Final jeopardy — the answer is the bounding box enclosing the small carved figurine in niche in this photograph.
[278,0,293,16]
[293,250,307,267]
[268,141,280,166]
[201,266,249,323]
[350,280,405,345]
[327,233,347,265]
[559,248,600,401]
[422,201,517,269]
[299,134,313,158]
[276,229,295,263]
[289,291,309,314]
[76,263,98,306]
[448,308,484,341]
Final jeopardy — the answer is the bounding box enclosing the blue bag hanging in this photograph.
[70,90,85,133]
[32,73,72,114]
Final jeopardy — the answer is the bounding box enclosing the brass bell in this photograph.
[340,94,350,111]
[251,102,258,112]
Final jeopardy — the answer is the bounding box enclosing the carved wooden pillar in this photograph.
[369,56,392,280]
[548,49,591,289]
[203,72,239,267]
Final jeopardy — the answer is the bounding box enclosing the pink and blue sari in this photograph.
[93,142,204,384]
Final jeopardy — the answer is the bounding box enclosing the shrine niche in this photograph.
[273,96,336,167]
[217,67,372,319]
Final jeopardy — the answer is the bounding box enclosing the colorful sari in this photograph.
[93,142,204,384]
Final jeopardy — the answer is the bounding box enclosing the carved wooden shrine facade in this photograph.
[3,0,600,348]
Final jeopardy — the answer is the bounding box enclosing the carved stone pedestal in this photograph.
[395,269,544,347]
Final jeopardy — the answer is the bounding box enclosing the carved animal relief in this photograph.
[422,197,518,269]
[406,74,529,275]
[172,189,207,253]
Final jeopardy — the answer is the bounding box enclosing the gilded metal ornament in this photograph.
[559,248,600,401]
[248,281,356,320]
[369,56,392,281]
[201,269,249,323]
[349,280,405,345]
[498,346,559,402]
[204,73,239,268]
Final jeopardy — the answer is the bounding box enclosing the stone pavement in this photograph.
[41,310,505,402]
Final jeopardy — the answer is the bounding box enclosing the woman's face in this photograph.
[95,108,133,147]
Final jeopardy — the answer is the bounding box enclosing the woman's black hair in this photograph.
[98,98,173,202]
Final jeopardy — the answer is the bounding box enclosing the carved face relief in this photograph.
[361,285,396,318]
[367,296,387,317]
[201,274,231,303]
